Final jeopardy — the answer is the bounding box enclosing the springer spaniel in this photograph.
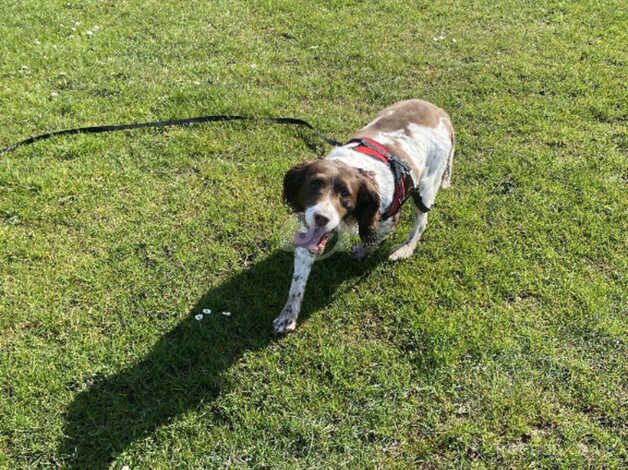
[273,99,455,334]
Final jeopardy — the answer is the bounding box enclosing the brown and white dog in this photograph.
[273,99,455,334]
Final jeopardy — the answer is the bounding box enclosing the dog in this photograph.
[273,99,455,334]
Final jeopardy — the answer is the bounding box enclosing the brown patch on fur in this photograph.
[356,99,452,135]
[283,160,380,243]
[354,170,380,244]
[351,99,454,181]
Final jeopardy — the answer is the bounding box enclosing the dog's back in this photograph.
[352,99,455,198]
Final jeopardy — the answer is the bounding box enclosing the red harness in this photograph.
[348,137,429,219]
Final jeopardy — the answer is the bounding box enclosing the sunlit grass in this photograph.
[0,0,625,467]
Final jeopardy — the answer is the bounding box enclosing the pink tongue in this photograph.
[294,226,327,251]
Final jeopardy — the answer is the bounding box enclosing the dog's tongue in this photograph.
[294,226,327,252]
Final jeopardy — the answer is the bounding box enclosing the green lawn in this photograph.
[1,0,626,468]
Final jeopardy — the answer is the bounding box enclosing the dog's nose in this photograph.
[314,213,329,227]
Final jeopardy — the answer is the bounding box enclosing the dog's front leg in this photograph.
[273,247,315,334]
[352,218,396,261]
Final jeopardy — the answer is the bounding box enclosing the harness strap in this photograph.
[412,192,432,213]
[347,137,431,218]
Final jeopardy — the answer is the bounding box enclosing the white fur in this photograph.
[304,196,341,233]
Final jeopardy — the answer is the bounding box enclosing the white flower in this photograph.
[221,311,231,317]
[202,308,212,314]
[194,314,203,321]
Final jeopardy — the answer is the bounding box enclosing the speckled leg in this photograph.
[273,247,315,334]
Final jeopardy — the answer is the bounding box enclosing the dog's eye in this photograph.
[336,186,350,198]
[310,179,323,189]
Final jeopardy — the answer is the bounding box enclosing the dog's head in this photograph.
[283,159,380,254]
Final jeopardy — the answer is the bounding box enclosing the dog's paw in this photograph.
[272,313,297,335]
[388,244,416,261]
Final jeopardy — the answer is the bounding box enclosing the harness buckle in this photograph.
[388,156,412,181]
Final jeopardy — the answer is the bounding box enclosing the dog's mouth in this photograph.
[294,226,332,255]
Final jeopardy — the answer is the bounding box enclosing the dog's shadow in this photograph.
[59,249,380,468]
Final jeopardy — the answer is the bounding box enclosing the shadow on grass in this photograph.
[60,249,380,468]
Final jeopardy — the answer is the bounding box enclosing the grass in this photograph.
[0,0,626,467]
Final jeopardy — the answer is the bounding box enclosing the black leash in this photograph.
[0,114,342,156]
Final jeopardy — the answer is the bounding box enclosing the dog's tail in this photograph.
[440,128,455,189]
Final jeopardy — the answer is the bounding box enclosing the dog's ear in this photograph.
[283,162,309,212]
[355,170,380,245]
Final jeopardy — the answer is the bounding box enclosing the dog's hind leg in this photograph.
[388,208,427,261]
[440,133,455,189]
[388,142,449,261]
